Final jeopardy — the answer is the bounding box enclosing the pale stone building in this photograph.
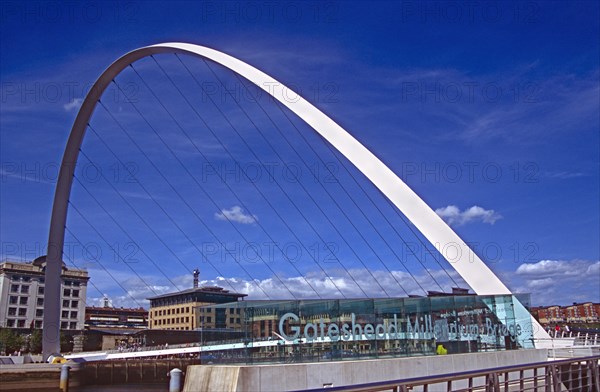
[0,256,88,330]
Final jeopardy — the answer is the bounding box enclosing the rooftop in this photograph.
[147,285,247,301]
[86,306,148,313]
[0,256,88,278]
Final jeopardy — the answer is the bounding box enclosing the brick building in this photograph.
[531,303,600,325]
[85,298,148,329]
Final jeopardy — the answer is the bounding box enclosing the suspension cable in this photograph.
[175,54,372,297]
[199,57,391,297]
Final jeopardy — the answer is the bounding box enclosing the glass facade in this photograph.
[198,294,533,365]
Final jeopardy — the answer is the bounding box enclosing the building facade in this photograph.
[201,294,533,365]
[531,302,600,325]
[0,257,89,330]
[531,303,600,325]
[85,301,148,329]
[148,283,246,331]
[564,302,600,323]
[532,305,565,324]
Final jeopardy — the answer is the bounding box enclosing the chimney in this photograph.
[193,269,200,288]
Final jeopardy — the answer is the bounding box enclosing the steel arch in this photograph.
[44,42,548,358]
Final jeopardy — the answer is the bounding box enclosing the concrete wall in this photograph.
[184,349,549,392]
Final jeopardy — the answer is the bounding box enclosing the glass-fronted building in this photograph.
[197,294,533,365]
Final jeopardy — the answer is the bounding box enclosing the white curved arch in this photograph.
[44,42,547,358]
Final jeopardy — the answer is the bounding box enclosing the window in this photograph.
[7,308,17,316]
[236,308,240,314]
[20,285,29,294]
[71,300,78,308]
[9,296,18,305]
[22,276,31,282]
[236,318,240,324]
[62,311,69,318]
[185,316,189,323]
[62,300,69,307]
[17,320,25,328]
[206,316,211,323]
[35,320,42,328]
[64,280,72,286]
[229,308,234,315]
[19,297,27,305]
[10,284,19,293]
[60,322,68,329]
[63,289,71,297]
[73,281,80,287]
[230,317,234,324]
[6,319,15,327]
[37,298,44,306]
[70,311,78,319]
[36,309,43,317]
[72,290,79,297]
[18,308,27,316]
[69,322,77,329]
[38,286,44,295]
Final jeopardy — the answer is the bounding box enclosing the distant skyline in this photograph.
[1,1,598,308]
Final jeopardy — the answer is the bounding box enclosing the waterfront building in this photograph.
[199,294,533,365]
[531,303,600,325]
[85,297,148,329]
[564,302,600,323]
[147,269,246,330]
[532,305,565,324]
[0,257,88,330]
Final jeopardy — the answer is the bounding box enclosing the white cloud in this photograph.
[215,206,257,224]
[63,98,83,112]
[545,171,586,179]
[510,259,600,305]
[87,280,172,309]
[516,259,564,276]
[194,268,467,300]
[515,259,597,277]
[85,258,598,309]
[85,266,468,308]
[81,267,186,309]
[435,205,502,226]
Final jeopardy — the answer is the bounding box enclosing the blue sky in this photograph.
[1,1,598,308]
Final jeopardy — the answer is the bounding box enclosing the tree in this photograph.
[60,331,73,353]
[29,329,43,354]
[0,328,24,354]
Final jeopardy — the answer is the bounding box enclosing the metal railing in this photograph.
[550,331,600,345]
[297,355,600,392]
